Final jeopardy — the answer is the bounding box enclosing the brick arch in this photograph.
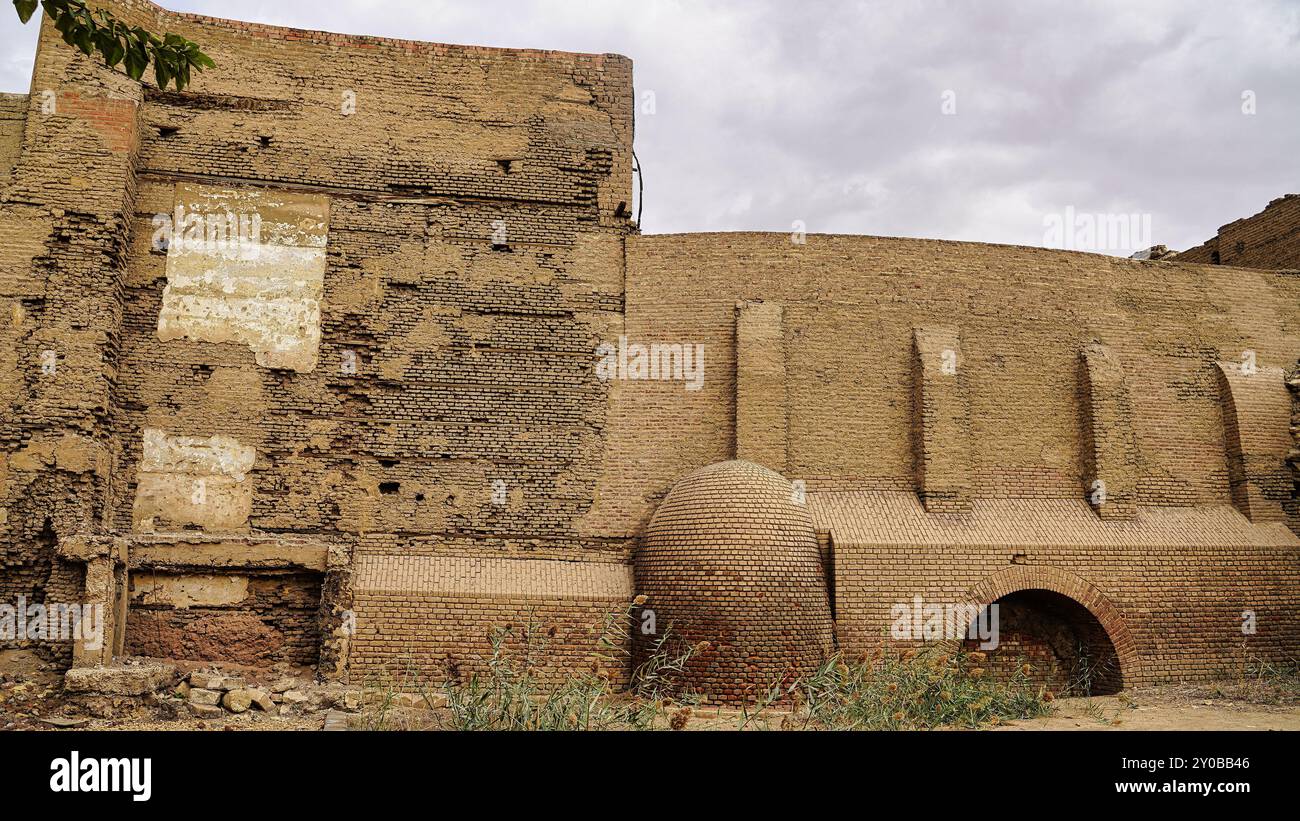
[963,565,1139,688]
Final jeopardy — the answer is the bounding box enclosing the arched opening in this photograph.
[963,589,1123,696]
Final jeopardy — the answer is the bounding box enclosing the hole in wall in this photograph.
[258,135,272,148]
[157,125,180,138]
[496,159,513,174]
[378,482,400,495]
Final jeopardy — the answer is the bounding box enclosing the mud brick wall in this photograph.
[613,234,1300,523]
[125,570,322,666]
[815,496,1300,687]
[1287,366,1300,527]
[99,0,634,680]
[2,0,1297,691]
[1179,195,1300,270]
[350,592,630,687]
[1,0,635,679]
[613,234,1300,685]
[0,2,152,669]
[0,94,26,186]
[347,552,631,684]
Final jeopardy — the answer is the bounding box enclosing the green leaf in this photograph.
[153,52,169,88]
[123,47,145,81]
[22,0,215,90]
[103,37,124,68]
[72,25,93,55]
[14,0,39,24]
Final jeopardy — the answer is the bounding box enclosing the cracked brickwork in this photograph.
[0,1,1298,695]
[2,0,632,681]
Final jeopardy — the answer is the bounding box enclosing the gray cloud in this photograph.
[2,0,1296,253]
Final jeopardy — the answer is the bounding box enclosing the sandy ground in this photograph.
[344,679,1300,731]
[4,674,1296,731]
[996,684,1300,731]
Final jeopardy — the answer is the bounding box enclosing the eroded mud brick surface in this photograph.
[0,1,1297,699]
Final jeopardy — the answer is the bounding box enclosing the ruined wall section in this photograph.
[85,1,634,678]
[0,5,154,667]
[1180,195,1300,270]
[0,93,27,186]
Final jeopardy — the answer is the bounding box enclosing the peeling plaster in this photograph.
[156,184,330,372]
[132,429,257,533]
[131,573,250,608]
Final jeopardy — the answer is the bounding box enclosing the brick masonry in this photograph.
[1179,194,1300,270]
[0,0,1297,696]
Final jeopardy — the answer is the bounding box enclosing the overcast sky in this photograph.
[2,1,1297,254]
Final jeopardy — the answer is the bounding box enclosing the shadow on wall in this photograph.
[965,589,1123,696]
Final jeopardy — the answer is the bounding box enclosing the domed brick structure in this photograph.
[634,460,836,702]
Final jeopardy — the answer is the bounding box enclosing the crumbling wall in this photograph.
[125,570,322,666]
[4,0,1297,692]
[1180,194,1300,270]
[0,1,152,669]
[0,93,27,186]
[87,0,635,681]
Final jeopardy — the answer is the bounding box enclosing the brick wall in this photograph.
[611,233,1300,685]
[2,0,635,681]
[0,94,26,186]
[1,1,1297,692]
[0,4,146,668]
[1180,195,1300,270]
[125,570,323,666]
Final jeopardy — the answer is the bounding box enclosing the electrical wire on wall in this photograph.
[632,149,643,228]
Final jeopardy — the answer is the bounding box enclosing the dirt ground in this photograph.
[3,669,1297,731]
[995,681,1300,731]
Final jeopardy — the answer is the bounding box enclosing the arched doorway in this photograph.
[965,589,1122,695]
[962,567,1136,696]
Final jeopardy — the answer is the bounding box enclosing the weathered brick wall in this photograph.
[105,1,633,679]
[2,0,635,679]
[611,234,1300,522]
[2,1,1297,693]
[0,94,27,186]
[0,2,149,667]
[611,233,1300,685]
[125,570,322,666]
[1180,194,1300,270]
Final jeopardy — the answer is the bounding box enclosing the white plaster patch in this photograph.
[156,184,329,372]
[133,429,257,533]
[131,573,250,609]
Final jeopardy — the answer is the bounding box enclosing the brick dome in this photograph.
[634,460,836,702]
